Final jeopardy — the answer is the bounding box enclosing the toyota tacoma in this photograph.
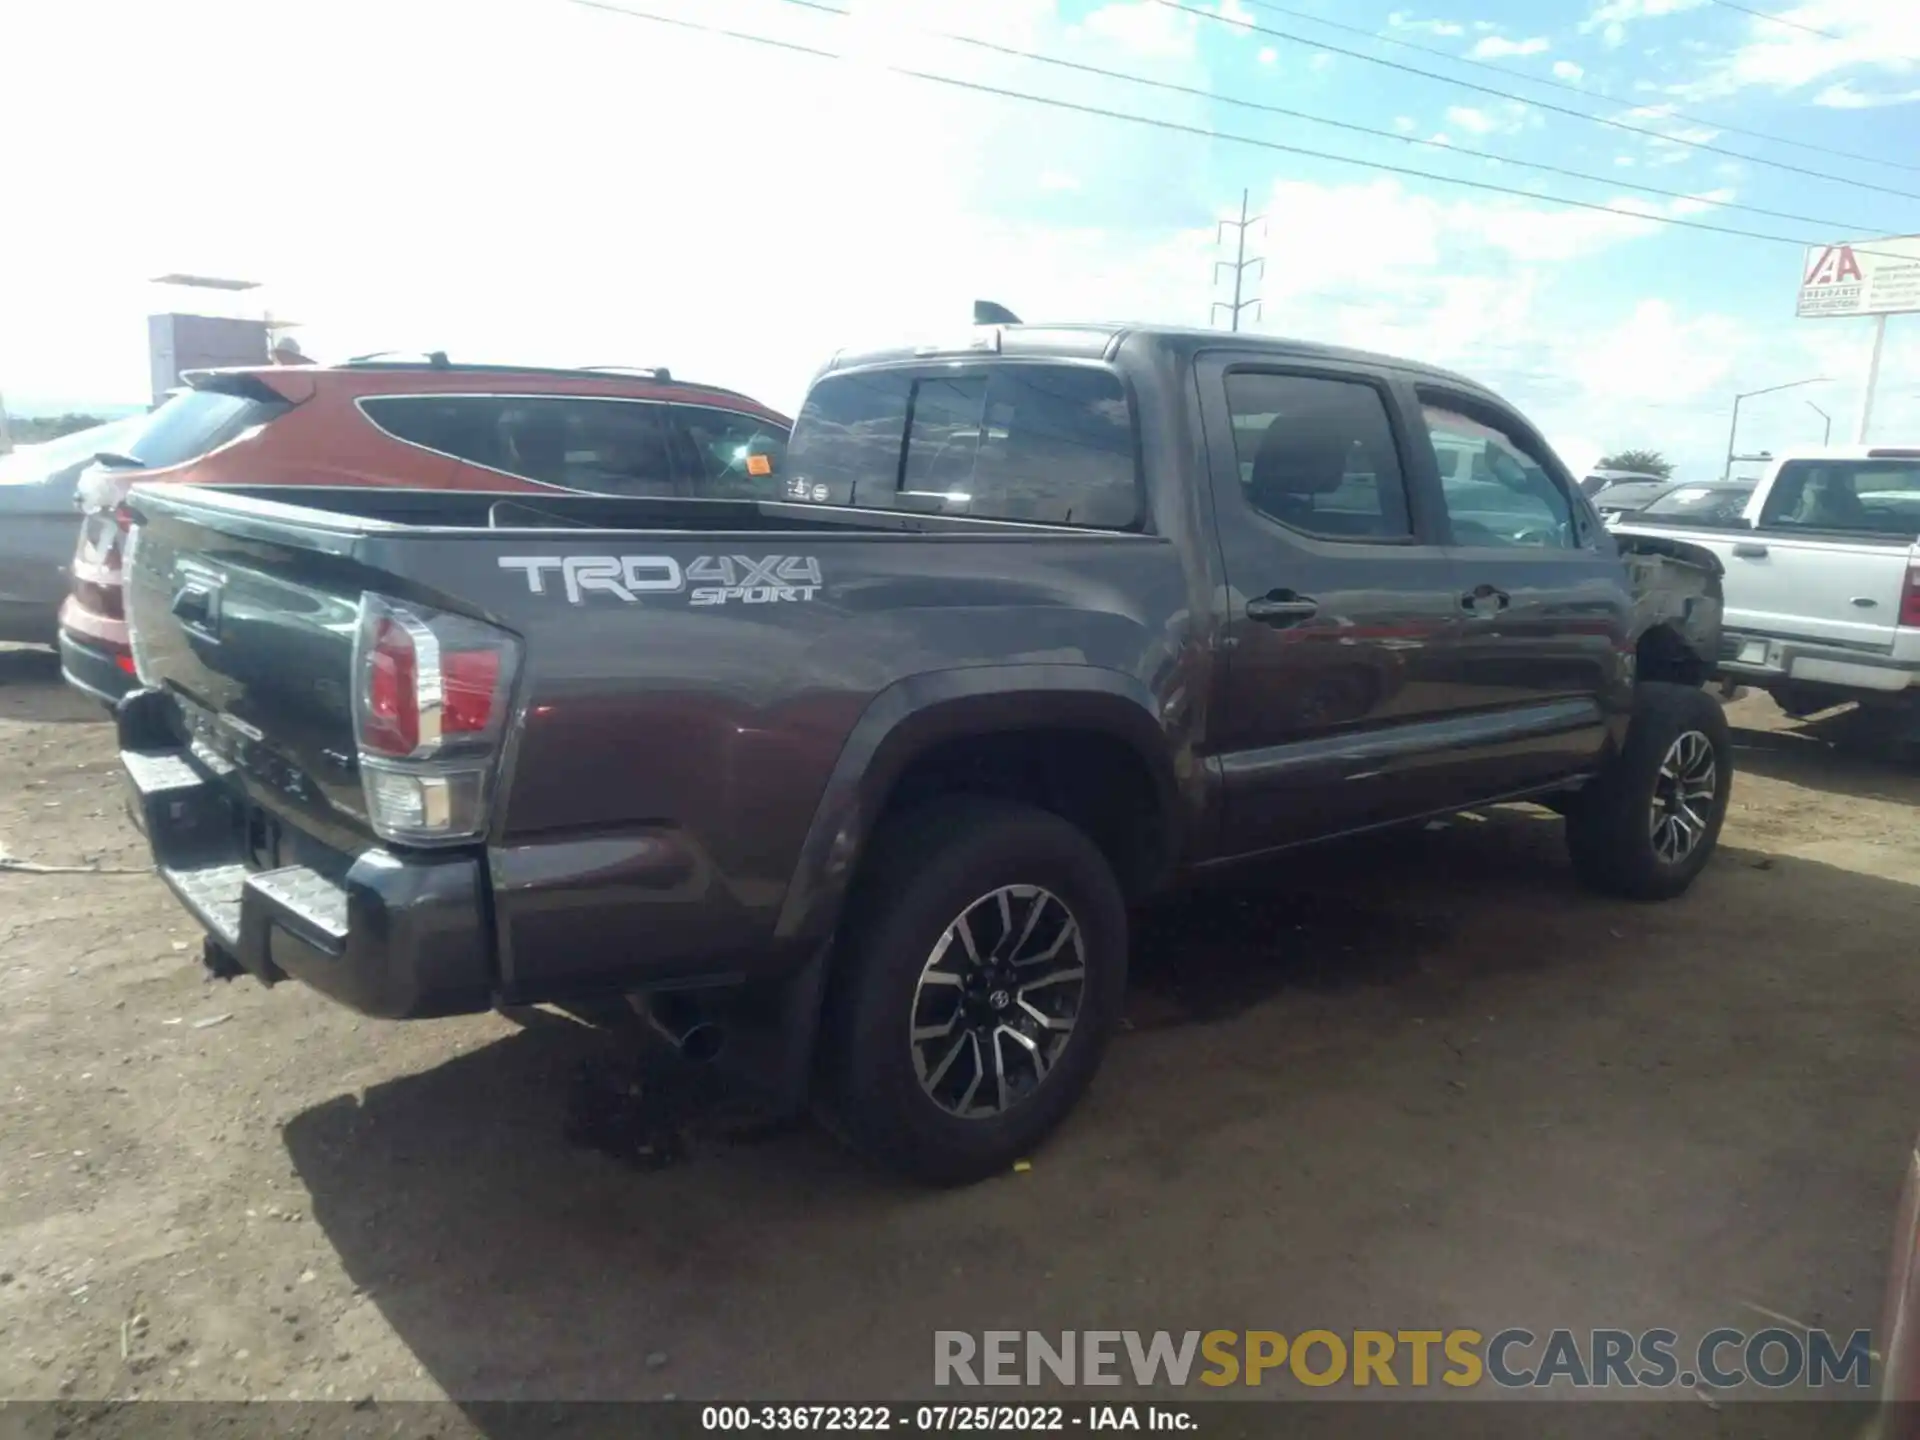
[112,321,1727,1183]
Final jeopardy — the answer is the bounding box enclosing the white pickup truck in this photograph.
[1612,446,1920,732]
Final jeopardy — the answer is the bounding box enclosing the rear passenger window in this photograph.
[785,365,1139,528]
[1225,373,1411,539]
[670,405,790,500]
[360,395,675,496]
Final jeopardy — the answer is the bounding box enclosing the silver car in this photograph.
[0,416,144,646]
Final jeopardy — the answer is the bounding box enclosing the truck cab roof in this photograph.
[1745,445,1920,468]
[816,322,1504,402]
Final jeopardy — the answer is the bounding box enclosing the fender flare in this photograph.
[772,665,1181,950]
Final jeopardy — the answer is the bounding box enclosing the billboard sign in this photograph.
[1797,235,1920,318]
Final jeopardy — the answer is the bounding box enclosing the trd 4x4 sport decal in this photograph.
[497,554,823,606]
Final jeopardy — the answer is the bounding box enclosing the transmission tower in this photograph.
[1211,188,1265,332]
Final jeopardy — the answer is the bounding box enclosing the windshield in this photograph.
[121,386,292,470]
[1640,484,1753,524]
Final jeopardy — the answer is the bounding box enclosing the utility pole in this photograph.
[1212,188,1265,332]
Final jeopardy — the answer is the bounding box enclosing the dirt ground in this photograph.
[2,642,1918,1429]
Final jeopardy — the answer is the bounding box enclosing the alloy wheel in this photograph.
[1649,729,1717,864]
[908,885,1086,1119]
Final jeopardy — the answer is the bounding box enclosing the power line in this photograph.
[1238,0,1912,174]
[769,0,1875,234]
[1701,0,1849,42]
[1154,0,1920,203]
[560,0,1912,258]
[1213,189,1265,331]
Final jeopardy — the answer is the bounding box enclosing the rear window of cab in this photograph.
[784,363,1140,529]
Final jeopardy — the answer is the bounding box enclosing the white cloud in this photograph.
[1310,51,1334,70]
[1214,0,1256,32]
[1813,80,1920,107]
[1666,0,1920,102]
[1080,1,1197,59]
[1567,301,1741,406]
[1553,60,1585,79]
[1580,0,1708,43]
[1393,115,1418,132]
[1446,105,1500,134]
[1038,170,1081,192]
[1387,11,1468,36]
[1257,45,1278,63]
[1441,99,1535,135]
[1471,35,1552,58]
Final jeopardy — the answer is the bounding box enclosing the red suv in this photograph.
[59,357,791,702]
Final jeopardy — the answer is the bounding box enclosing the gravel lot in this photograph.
[2,643,1916,1431]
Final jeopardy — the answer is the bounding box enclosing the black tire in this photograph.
[1566,681,1732,900]
[819,797,1128,1185]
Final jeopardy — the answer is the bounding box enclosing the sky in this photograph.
[2,0,1917,479]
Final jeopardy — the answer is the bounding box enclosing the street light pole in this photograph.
[1725,376,1828,478]
[1808,400,1832,446]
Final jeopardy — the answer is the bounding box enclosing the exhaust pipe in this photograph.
[640,993,724,1064]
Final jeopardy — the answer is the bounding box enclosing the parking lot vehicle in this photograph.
[0,415,145,646]
[1591,478,1683,522]
[58,358,790,703]
[1613,446,1920,728]
[1601,480,1755,530]
[112,323,1728,1182]
[1580,466,1668,499]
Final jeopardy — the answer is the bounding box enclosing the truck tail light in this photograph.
[352,594,521,845]
[1902,568,1920,630]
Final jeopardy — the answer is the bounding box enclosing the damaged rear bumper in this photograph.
[117,688,494,1019]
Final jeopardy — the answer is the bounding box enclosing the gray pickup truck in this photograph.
[113,323,1726,1182]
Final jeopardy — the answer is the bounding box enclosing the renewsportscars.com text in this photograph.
[933,1328,1873,1391]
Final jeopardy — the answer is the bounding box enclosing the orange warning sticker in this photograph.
[746,454,773,476]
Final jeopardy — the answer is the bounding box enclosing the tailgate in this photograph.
[123,499,372,839]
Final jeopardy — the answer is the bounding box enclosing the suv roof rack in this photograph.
[331,354,769,409]
[345,350,453,368]
[577,364,672,381]
[342,351,675,382]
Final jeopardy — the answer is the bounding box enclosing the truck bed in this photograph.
[117,481,1185,1013]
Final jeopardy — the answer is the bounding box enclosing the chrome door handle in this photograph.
[1245,591,1319,624]
[1731,542,1768,558]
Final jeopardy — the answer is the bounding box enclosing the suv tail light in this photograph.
[1902,567,1920,630]
[352,594,521,845]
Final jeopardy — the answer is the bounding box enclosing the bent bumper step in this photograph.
[117,687,494,1019]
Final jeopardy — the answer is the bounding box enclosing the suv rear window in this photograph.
[785,364,1139,528]
[125,387,291,470]
[1758,459,1920,538]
